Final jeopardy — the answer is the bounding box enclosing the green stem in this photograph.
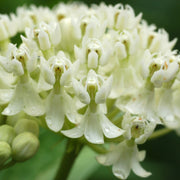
[0,160,16,171]
[107,108,120,120]
[148,128,172,140]
[86,142,108,154]
[54,139,83,180]
[43,47,55,59]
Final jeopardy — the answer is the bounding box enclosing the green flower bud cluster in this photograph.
[0,118,39,169]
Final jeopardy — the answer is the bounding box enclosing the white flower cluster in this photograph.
[0,2,179,179]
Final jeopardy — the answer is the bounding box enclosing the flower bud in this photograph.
[14,119,39,137]
[6,113,24,126]
[0,125,16,144]
[0,141,11,166]
[12,132,39,162]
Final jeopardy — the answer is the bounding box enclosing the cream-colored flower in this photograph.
[97,141,151,179]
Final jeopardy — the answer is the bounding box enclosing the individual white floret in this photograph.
[0,44,44,116]
[97,141,151,179]
[39,51,78,132]
[25,22,61,51]
[0,14,18,41]
[116,87,160,124]
[122,113,156,144]
[16,5,56,32]
[58,17,81,52]
[156,87,180,129]
[138,21,177,54]
[62,70,124,144]
[75,37,110,72]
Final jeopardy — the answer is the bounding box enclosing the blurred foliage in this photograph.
[0,0,180,179]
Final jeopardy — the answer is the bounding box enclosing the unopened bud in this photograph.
[12,132,39,162]
[0,141,11,166]
[14,119,39,137]
[6,113,24,126]
[0,125,16,144]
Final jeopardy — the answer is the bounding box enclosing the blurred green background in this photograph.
[0,0,180,180]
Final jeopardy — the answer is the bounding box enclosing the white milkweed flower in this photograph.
[0,14,18,42]
[75,37,109,70]
[139,23,177,54]
[39,51,78,132]
[16,5,56,32]
[97,141,151,179]
[58,17,81,52]
[0,2,180,179]
[54,2,88,20]
[116,86,159,123]
[156,86,180,129]
[0,43,44,116]
[25,22,61,51]
[95,3,142,30]
[151,54,179,87]
[122,113,156,144]
[62,70,124,144]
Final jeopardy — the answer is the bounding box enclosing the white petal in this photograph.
[138,150,146,162]
[132,160,151,178]
[0,89,14,104]
[95,75,113,104]
[40,57,55,85]
[21,81,45,116]
[84,111,104,144]
[38,31,51,50]
[141,50,152,79]
[156,88,178,128]
[151,62,179,87]
[125,89,155,115]
[100,114,124,138]
[88,50,98,69]
[135,122,156,144]
[2,79,45,116]
[2,86,23,116]
[61,123,84,138]
[0,66,16,88]
[26,52,38,73]
[115,42,127,60]
[60,68,72,86]
[0,56,24,76]
[74,45,84,62]
[37,74,53,92]
[112,155,131,180]
[72,78,90,104]
[64,93,77,124]
[97,149,120,166]
[0,56,8,71]
[110,66,142,98]
[173,89,180,118]
[10,59,24,76]
[46,91,65,132]
[50,23,61,46]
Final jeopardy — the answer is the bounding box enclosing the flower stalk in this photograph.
[54,139,83,180]
[148,128,173,140]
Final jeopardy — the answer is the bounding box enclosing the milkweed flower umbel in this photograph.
[0,2,180,179]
